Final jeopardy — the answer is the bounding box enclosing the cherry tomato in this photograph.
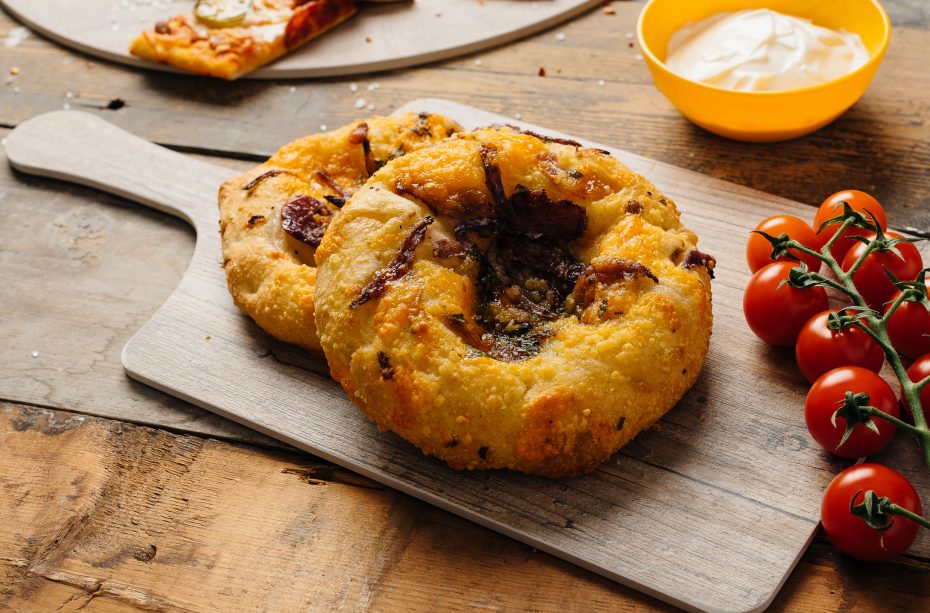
[886,280,930,359]
[804,366,899,458]
[821,463,922,562]
[795,311,884,383]
[903,355,930,425]
[813,190,888,261]
[842,232,924,310]
[743,262,829,346]
[746,215,822,273]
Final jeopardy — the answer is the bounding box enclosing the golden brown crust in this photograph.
[313,128,714,477]
[129,0,356,80]
[218,113,462,352]
[284,0,356,50]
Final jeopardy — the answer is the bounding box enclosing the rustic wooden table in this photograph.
[2,1,929,611]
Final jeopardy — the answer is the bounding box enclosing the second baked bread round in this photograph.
[218,112,460,351]
[314,127,714,477]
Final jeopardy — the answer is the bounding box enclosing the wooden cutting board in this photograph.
[0,0,601,79]
[3,100,842,613]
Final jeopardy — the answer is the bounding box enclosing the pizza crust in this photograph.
[130,0,356,80]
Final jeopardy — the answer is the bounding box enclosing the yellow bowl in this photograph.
[637,0,891,142]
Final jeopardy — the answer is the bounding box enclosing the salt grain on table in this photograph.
[4,26,29,48]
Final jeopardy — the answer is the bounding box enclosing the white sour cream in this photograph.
[666,9,870,92]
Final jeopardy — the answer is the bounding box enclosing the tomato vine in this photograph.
[758,204,930,469]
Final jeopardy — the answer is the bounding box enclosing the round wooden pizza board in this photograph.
[0,0,603,79]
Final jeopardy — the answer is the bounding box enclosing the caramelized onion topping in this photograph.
[347,122,368,145]
[398,148,660,362]
[242,169,294,192]
[281,195,332,247]
[589,258,659,285]
[499,189,587,241]
[444,313,548,362]
[411,112,432,137]
[683,250,716,278]
[348,122,376,176]
[377,351,395,380]
[351,217,435,309]
[479,145,506,207]
[480,235,587,323]
[433,239,467,259]
[314,170,348,198]
[435,152,594,361]
[489,124,583,148]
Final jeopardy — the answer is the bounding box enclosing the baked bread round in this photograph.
[218,113,461,351]
[314,127,715,477]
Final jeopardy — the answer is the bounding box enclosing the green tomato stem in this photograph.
[788,242,831,265]
[782,220,930,470]
[843,237,881,278]
[822,216,858,253]
[803,271,857,298]
[860,407,924,437]
[888,503,930,531]
[881,291,910,326]
[915,374,930,393]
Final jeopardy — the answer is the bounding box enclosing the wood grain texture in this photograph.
[4,104,855,612]
[1,2,929,610]
[0,127,283,446]
[0,0,602,78]
[2,402,929,613]
[1,3,928,232]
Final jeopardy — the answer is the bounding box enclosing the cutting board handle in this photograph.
[3,111,234,233]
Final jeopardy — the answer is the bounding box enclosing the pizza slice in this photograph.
[130,0,357,80]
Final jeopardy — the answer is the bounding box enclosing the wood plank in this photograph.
[0,127,284,446]
[2,3,929,232]
[0,402,671,613]
[0,0,603,78]
[2,402,928,613]
[883,0,930,27]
